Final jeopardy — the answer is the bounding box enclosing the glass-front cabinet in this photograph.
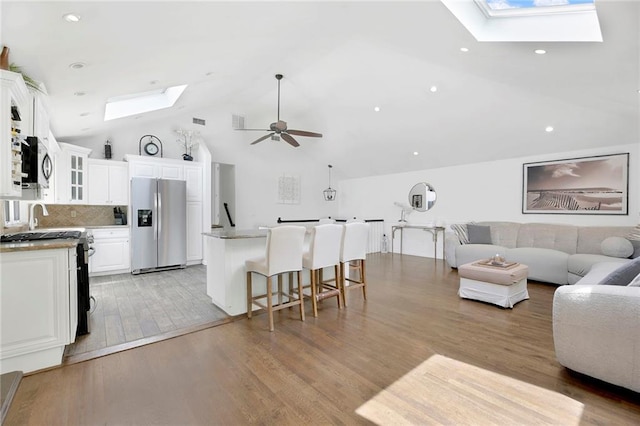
[70,152,84,201]
[55,143,92,204]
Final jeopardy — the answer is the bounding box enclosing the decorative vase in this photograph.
[0,46,9,71]
[182,153,193,161]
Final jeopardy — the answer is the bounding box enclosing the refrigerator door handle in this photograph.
[154,187,159,241]
[157,183,162,240]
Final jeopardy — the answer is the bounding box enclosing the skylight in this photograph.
[441,0,602,41]
[477,0,595,17]
[104,85,188,121]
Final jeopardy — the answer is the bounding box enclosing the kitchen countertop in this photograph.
[203,229,268,239]
[1,227,85,253]
[1,238,80,253]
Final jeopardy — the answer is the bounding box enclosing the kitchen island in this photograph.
[203,229,268,316]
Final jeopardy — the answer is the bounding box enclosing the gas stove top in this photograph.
[1,230,82,242]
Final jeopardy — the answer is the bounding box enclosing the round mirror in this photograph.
[408,182,437,212]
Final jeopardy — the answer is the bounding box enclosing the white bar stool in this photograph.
[303,224,344,317]
[340,222,370,306]
[245,225,306,331]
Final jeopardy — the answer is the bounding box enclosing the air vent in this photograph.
[232,113,245,130]
[192,117,206,126]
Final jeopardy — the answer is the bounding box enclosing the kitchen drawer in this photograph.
[91,228,130,240]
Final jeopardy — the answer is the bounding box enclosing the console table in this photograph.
[391,224,446,261]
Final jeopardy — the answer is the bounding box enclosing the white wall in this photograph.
[61,107,339,229]
[338,143,639,258]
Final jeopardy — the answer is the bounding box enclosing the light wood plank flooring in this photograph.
[64,265,229,359]
[6,254,640,425]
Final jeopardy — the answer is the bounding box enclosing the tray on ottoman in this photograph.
[458,261,529,308]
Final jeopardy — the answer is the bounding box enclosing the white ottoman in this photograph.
[458,261,529,308]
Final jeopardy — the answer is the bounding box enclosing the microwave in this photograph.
[22,136,52,189]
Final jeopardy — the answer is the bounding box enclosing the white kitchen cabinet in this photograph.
[184,164,203,202]
[88,159,129,205]
[0,247,77,374]
[186,201,203,262]
[89,227,131,276]
[185,164,204,263]
[0,70,30,198]
[55,143,92,204]
[126,155,184,180]
[30,92,50,142]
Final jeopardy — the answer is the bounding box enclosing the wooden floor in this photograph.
[5,254,640,425]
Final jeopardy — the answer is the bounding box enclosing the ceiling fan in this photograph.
[240,74,323,147]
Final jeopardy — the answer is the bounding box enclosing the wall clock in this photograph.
[138,135,163,157]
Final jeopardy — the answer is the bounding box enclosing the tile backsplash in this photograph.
[36,205,128,228]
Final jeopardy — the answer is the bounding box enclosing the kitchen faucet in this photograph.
[29,202,49,231]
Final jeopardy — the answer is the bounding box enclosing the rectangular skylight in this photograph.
[477,0,595,17]
[104,84,187,121]
[441,0,602,42]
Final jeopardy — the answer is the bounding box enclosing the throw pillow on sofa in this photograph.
[451,222,476,244]
[601,236,634,258]
[467,224,492,244]
[599,257,640,286]
[627,224,640,259]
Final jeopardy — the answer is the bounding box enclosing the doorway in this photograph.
[212,163,235,228]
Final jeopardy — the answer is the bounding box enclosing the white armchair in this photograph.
[552,284,640,393]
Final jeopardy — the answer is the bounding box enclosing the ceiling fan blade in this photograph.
[281,133,300,147]
[287,129,323,138]
[250,133,275,145]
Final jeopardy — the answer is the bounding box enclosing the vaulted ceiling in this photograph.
[2,1,638,178]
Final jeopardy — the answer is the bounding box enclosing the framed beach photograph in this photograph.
[522,153,629,215]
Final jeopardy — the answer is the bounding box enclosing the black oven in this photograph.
[76,233,91,336]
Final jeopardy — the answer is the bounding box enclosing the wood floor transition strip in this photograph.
[62,316,237,366]
[0,371,23,424]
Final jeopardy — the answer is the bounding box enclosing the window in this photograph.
[3,200,21,225]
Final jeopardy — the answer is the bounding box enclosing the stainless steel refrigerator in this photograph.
[131,177,187,274]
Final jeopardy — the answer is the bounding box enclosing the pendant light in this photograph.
[323,164,336,201]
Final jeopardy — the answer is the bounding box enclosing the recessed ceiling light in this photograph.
[150,80,159,85]
[74,91,86,96]
[460,47,469,52]
[374,106,380,112]
[413,151,419,156]
[429,86,438,93]
[205,71,215,76]
[63,13,81,23]
[69,62,86,70]
[81,127,90,131]
[534,49,547,55]
[545,126,554,132]
[79,112,90,117]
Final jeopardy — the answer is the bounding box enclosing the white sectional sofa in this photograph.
[552,260,640,393]
[445,222,635,285]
